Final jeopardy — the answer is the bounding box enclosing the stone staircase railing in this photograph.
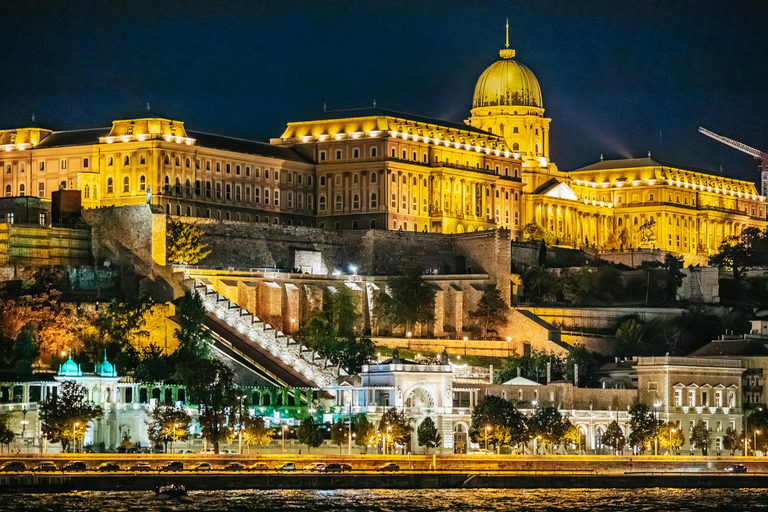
[185,276,338,388]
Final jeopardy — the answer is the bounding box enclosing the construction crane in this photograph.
[699,127,768,196]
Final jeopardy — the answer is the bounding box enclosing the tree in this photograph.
[497,352,562,384]
[469,284,510,339]
[746,406,768,452]
[689,422,712,455]
[13,325,39,375]
[296,415,324,453]
[602,420,626,454]
[521,266,558,303]
[145,405,191,453]
[119,431,133,453]
[709,227,768,280]
[628,403,660,453]
[417,416,442,454]
[330,418,348,453]
[0,412,14,453]
[723,426,740,453]
[379,408,414,454]
[523,222,554,244]
[134,343,172,384]
[469,395,528,450]
[658,421,685,452]
[39,380,103,452]
[168,218,211,265]
[177,358,236,454]
[329,284,360,337]
[335,335,376,375]
[615,319,646,356]
[95,298,153,374]
[242,416,274,454]
[353,415,378,453]
[174,290,212,363]
[377,267,436,333]
[663,254,685,302]
[527,406,574,453]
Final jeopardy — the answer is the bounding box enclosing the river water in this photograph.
[1,488,766,511]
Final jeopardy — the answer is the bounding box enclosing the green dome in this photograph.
[472,49,543,109]
[58,350,82,377]
[95,350,117,377]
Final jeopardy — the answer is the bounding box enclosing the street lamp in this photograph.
[20,407,28,453]
[485,425,491,452]
[669,428,676,455]
[654,402,661,456]
[73,422,79,454]
[282,425,288,454]
[755,430,761,456]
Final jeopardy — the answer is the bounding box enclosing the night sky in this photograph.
[2,1,767,180]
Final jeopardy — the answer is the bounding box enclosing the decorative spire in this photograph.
[500,19,516,59]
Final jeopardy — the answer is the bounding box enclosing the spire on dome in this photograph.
[500,19,516,59]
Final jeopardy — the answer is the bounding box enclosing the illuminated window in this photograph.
[40,182,46,197]
[107,178,113,194]
[19,183,25,196]
[140,175,146,191]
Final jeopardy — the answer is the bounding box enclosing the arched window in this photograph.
[391,174,396,183]
[353,174,359,184]
[123,155,129,166]
[186,158,191,168]
[505,210,510,224]
[175,157,180,166]
[515,192,519,201]
[4,184,10,197]
[335,195,342,210]
[185,179,191,196]
[370,193,378,209]
[412,196,417,210]
[123,176,129,193]
[402,195,407,209]
[175,178,181,195]
[391,193,396,207]
[107,177,114,194]
[320,176,326,186]
[164,175,170,192]
[140,154,146,165]
[505,191,509,200]
[495,190,500,198]
[139,175,146,191]
[353,194,360,209]
[512,142,519,151]
[107,157,114,166]
[18,183,25,196]
[514,211,519,225]
[84,185,90,199]
[495,208,500,223]
[335,175,341,185]
[617,218,623,226]
[319,195,326,210]
[535,143,540,154]
[370,172,377,183]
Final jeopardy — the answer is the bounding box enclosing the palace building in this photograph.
[0,31,764,261]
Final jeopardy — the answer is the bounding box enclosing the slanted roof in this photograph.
[689,338,768,357]
[573,157,723,176]
[188,131,310,163]
[531,179,579,200]
[501,375,540,386]
[34,128,109,149]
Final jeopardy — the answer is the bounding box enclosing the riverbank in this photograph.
[1,471,768,491]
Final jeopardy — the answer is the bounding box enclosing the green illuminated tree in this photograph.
[296,415,324,454]
[168,218,211,265]
[658,421,685,451]
[146,405,191,453]
[416,416,442,454]
[354,415,378,453]
[602,420,626,454]
[469,284,510,339]
[39,380,103,452]
[378,408,414,454]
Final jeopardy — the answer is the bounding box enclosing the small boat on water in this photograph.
[154,484,189,501]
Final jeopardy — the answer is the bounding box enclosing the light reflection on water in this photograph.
[1,488,768,511]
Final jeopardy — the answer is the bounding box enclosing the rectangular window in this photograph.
[264,189,270,205]
[60,159,67,170]
[226,163,231,174]
[319,151,326,162]
[206,160,211,171]
[245,166,250,176]
[235,186,241,202]
[216,162,221,172]
[335,150,342,160]
[688,390,696,407]
[353,148,359,158]
[674,390,682,407]
[38,182,45,197]
[274,171,279,181]
[83,158,89,168]
[236,165,241,175]
[274,190,279,206]
[39,161,44,171]
[254,188,260,203]
[226,184,231,200]
[371,147,377,157]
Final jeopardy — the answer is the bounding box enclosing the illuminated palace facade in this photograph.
[0,37,765,260]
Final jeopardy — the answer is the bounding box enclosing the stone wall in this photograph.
[522,306,687,331]
[677,266,719,303]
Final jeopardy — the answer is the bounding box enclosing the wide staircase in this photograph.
[184,277,339,388]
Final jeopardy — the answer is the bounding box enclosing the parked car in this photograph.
[189,462,213,472]
[319,463,351,473]
[158,461,184,472]
[247,462,269,472]
[222,462,246,471]
[31,462,58,472]
[96,462,121,472]
[178,449,194,454]
[0,461,27,472]
[302,462,326,472]
[220,449,235,454]
[374,463,400,472]
[275,462,296,472]
[471,449,493,455]
[128,462,153,472]
[200,448,215,454]
[60,461,87,472]
[726,464,748,473]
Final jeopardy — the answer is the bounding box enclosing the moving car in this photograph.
[375,463,400,472]
[128,462,153,472]
[302,462,326,472]
[31,462,58,472]
[158,461,184,472]
[0,461,27,472]
[189,462,213,472]
[222,462,246,471]
[96,462,121,472]
[247,462,269,472]
[61,461,87,472]
[319,463,352,473]
[275,462,296,472]
[726,464,748,473]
